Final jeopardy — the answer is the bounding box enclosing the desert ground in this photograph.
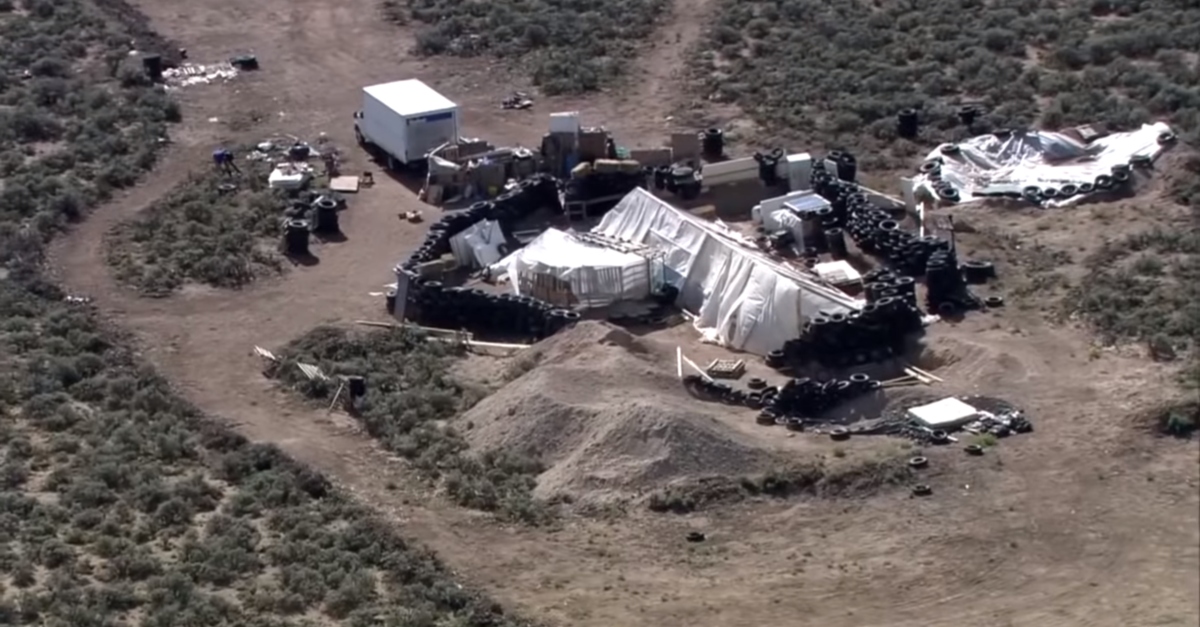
[23,0,1200,624]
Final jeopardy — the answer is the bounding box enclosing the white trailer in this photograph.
[354,79,460,169]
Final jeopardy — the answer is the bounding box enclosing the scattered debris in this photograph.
[501,92,534,110]
[296,363,328,381]
[330,175,360,193]
[705,358,746,380]
[162,62,238,88]
[686,531,706,543]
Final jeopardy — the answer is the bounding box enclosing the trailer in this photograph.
[354,79,460,169]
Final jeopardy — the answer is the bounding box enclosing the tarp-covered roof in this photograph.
[594,188,859,355]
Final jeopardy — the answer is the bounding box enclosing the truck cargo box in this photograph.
[357,79,460,167]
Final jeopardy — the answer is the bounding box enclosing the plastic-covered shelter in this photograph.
[593,188,860,356]
[490,228,655,309]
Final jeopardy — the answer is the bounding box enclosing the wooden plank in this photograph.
[680,352,714,383]
[354,320,470,339]
[327,381,345,413]
[906,364,945,382]
[329,175,360,193]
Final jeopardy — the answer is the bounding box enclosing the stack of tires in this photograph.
[393,174,579,342]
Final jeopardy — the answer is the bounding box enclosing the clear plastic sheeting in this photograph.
[449,219,504,269]
[489,228,651,308]
[914,122,1173,208]
[595,188,860,356]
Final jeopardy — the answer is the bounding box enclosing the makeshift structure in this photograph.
[449,219,504,269]
[913,121,1174,207]
[490,228,658,308]
[593,188,861,355]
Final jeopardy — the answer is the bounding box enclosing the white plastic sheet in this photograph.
[449,219,503,269]
[489,228,650,307]
[595,188,860,356]
[914,122,1173,207]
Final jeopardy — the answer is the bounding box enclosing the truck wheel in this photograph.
[354,126,365,146]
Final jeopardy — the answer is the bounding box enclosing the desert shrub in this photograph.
[275,325,551,524]
[0,276,530,625]
[0,0,532,623]
[696,0,1200,170]
[105,163,288,295]
[1067,223,1200,348]
[398,0,669,94]
[0,0,178,270]
[648,454,912,513]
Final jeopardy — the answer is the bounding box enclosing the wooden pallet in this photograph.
[705,358,746,379]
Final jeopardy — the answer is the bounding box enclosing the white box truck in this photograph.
[354,79,460,169]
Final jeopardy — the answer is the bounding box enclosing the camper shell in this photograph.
[354,79,460,168]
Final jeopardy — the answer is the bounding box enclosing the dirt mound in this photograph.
[460,322,779,503]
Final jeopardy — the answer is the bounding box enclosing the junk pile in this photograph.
[852,395,1033,446]
[566,157,647,214]
[395,174,578,342]
[650,163,702,200]
[426,140,542,204]
[501,92,534,110]
[811,158,989,315]
[161,61,238,88]
[683,372,882,431]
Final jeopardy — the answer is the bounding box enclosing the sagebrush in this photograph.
[394,0,668,94]
[275,326,551,525]
[696,0,1200,171]
[0,0,531,623]
[106,163,287,296]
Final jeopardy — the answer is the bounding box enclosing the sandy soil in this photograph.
[49,0,1200,625]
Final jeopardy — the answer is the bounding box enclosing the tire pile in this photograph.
[764,156,1000,365]
[769,294,923,370]
[394,173,582,341]
[683,372,881,430]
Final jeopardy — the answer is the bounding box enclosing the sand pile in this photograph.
[459,322,780,503]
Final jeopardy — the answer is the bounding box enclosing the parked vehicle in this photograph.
[354,79,459,169]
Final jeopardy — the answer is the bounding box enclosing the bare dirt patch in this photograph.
[461,322,783,504]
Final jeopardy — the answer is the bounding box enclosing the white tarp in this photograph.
[915,121,1172,207]
[449,219,504,269]
[489,228,650,307]
[594,188,860,356]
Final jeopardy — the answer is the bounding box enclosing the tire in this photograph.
[941,143,961,156]
[908,456,929,469]
[829,427,851,441]
[984,295,1004,308]
[965,444,985,456]
[912,484,933,497]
